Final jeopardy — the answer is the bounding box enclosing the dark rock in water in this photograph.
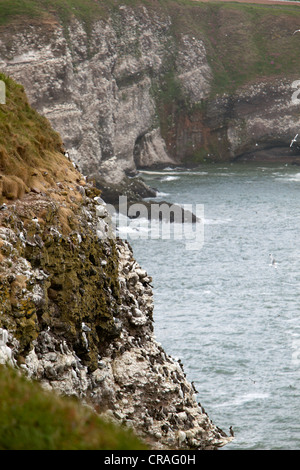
[123,200,199,224]
[92,174,157,207]
[91,174,198,223]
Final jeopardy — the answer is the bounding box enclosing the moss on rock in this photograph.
[0,74,122,372]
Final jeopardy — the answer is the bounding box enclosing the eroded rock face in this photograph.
[0,5,300,178]
[203,78,300,163]
[0,180,231,450]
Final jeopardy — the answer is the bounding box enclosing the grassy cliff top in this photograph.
[1,0,300,24]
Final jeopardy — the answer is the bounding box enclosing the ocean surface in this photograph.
[117,162,300,450]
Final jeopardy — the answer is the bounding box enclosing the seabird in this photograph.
[293,29,300,35]
[0,203,7,211]
[290,134,298,147]
[269,253,277,268]
[229,426,234,437]
[19,231,26,244]
[82,322,91,332]
[82,332,89,351]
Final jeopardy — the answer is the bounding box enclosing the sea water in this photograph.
[124,162,300,450]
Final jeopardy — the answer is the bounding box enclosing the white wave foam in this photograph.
[290,173,300,182]
[114,212,202,245]
[163,166,175,171]
[275,173,300,182]
[140,170,177,176]
[160,175,180,182]
[189,171,208,176]
[116,216,149,238]
[140,170,208,177]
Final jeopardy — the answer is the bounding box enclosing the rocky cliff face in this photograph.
[0,7,178,196]
[202,77,300,163]
[0,74,231,449]
[1,1,300,191]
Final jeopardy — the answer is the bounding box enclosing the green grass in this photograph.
[199,2,300,94]
[0,0,135,26]
[0,0,41,25]
[0,72,63,158]
[0,365,147,450]
[151,1,300,95]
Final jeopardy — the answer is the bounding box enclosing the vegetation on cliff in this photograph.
[0,73,228,451]
[0,72,67,203]
[0,365,146,450]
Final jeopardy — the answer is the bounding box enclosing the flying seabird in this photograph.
[290,134,298,147]
[293,29,300,35]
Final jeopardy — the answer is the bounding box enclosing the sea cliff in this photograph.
[2,0,299,449]
[0,73,231,449]
[0,0,300,202]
